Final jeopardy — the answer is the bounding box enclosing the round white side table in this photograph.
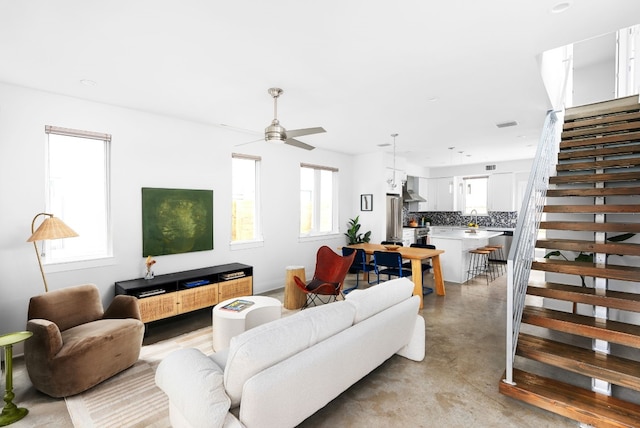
[212,296,282,352]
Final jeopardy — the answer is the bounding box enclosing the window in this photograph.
[300,163,338,236]
[44,126,111,263]
[231,154,262,242]
[462,176,488,215]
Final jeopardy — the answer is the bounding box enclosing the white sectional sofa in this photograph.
[155,277,425,428]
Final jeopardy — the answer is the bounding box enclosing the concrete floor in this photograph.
[6,271,578,427]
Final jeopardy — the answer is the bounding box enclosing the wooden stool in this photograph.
[477,247,499,279]
[284,266,307,309]
[483,245,505,276]
[466,249,491,285]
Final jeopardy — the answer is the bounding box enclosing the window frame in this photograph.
[230,153,263,248]
[299,163,339,239]
[43,125,112,265]
[461,175,489,216]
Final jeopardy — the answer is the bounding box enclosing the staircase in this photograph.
[500,95,640,427]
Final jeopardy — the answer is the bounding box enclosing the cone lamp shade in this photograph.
[27,213,79,292]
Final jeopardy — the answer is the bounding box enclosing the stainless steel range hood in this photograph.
[402,183,426,203]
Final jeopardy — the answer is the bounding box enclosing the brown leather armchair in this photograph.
[25,284,145,397]
[294,246,356,309]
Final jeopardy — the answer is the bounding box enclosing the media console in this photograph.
[115,263,253,323]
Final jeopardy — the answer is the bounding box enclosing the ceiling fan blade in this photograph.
[235,138,263,147]
[285,127,326,138]
[218,124,261,136]
[285,138,315,150]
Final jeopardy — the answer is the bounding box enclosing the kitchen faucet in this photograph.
[469,209,478,227]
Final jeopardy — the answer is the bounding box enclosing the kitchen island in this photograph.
[429,228,504,283]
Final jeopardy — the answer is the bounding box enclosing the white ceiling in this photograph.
[1,1,639,167]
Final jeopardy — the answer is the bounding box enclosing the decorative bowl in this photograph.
[383,244,401,251]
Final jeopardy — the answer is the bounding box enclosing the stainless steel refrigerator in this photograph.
[386,194,403,242]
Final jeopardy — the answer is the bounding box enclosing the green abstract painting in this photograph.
[142,188,213,256]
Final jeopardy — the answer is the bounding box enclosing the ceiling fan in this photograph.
[252,87,326,150]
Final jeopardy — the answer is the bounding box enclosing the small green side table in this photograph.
[0,331,33,426]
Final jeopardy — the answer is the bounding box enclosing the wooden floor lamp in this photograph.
[27,213,78,292]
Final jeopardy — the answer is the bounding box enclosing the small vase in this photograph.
[144,269,154,280]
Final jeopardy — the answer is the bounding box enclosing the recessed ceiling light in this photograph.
[551,2,571,14]
[427,97,439,102]
[80,79,97,86]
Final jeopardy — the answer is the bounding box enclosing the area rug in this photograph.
[65,326,214,427]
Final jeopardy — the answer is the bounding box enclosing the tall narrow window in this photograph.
[45,126,111,263]
[232,154,262,242]
[300,163,338,236]
[462,176,488,215]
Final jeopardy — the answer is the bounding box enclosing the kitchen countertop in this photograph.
[429,228,505,240]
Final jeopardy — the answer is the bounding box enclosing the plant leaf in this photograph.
[544,251,562,258]
[607,233,635,242]
[574,253,593,263]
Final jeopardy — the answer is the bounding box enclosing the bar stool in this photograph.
[466,248,491,285]
[477,246,501,278]
[485,245,505,275]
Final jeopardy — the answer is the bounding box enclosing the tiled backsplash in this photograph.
[407,211,518,229]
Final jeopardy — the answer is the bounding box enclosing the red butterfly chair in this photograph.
[294,246,356,309]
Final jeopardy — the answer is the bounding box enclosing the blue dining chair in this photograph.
[403,243,436,295]
[372,251,412,284]
[341,247,375,293]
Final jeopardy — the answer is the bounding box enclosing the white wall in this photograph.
[573,32,617,106]
[428,158,533,178]
[0,82,354,347]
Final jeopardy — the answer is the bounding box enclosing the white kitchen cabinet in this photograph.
[514,171,530,212]
[488,172,515,211]
[436,177,455,211]
[402,228,416,247]
[417,177,430,211]
[421,178,437,211]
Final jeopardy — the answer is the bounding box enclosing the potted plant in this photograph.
[345,216,371,244]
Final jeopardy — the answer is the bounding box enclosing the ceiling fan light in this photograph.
[265,121,286,142]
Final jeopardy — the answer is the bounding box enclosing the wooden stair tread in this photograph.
[536,238,640,256]
[499,368,640,427]
[543,204,640,213]
[539,221,640,233]
[562,121,640,140]
[550,171,640,184]
[564,95,640,122]
[546,187,640,197]
[556,157,640,171]
[558,143,640,160]
[531,258,640,282]
[527,282,640,312]
[506,97,640,426]
[563,111,640,131]
[517,333,640,391]
[522,306,640,348]
[559,131,640,150]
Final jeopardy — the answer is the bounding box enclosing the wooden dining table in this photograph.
[346,243,445,308]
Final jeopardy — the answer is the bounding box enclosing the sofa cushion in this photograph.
[155,348,230,428]
[345,277,414,323]
[224,300,356,407]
